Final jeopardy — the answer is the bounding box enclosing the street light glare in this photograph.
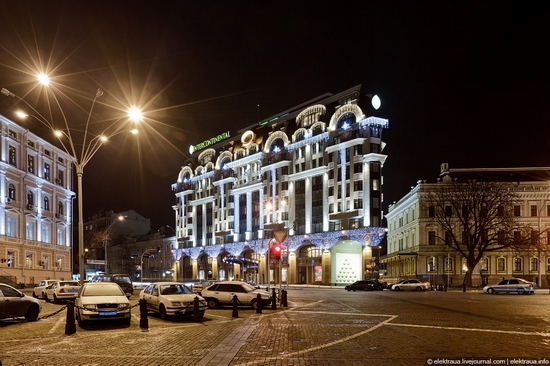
[131,128,138,135]
[16,111,28,118]
[37,73,50,86]
[128,107,143,122]
[100,135,108,142]
[55,130,63,137]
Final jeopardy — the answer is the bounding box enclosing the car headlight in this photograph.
[118,303,129,310]
[171,301,183,306]
[84,304,97,310]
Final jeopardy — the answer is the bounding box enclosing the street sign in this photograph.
[87,260,105,264]
[274,231,287,243]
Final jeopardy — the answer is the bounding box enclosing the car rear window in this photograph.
[113,276,132,284]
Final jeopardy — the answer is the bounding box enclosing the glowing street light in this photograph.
[2,77,141,282]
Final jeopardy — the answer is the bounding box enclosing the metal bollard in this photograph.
[193,296,201,322]
[271,288,277,310]
[65,300,76,335]
[256,293,262,314]
[139,298,149,331]
[282,289,288,307]
[232,294,239,318]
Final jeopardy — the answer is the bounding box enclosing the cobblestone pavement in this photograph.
[1,286,549,365]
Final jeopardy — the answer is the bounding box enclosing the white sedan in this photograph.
[483,278,536,294]
[391,279,430,291]
[32,279,58,299]
[75,282,131,326]
[139,282,207,319]
[44,280,81,303]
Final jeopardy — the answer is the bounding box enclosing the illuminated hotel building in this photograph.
[0,115,74,286]
[171,85,388,285]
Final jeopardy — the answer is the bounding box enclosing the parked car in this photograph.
[44,280,81,303]
[139,282,207,319]
[345,280,377,291]
[191,280,220,295]
[91,273,134,297]
[32,279,58,299]
[74,282,131,326]
[391,279,430,291]
[387,280,405,291]
[483,278,536,294]
[0,283,41,321]
[201,281,272,310]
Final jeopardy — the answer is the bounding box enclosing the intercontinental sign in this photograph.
[189,131,230,154]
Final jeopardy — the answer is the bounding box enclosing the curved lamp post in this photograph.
[103,215,126,273]
[2,80,141,282]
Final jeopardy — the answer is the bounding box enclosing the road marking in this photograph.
[385,322,550,336]
[48,316,65,334]
[233,315,399,366]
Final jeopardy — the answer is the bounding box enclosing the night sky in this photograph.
[1,1,549,229]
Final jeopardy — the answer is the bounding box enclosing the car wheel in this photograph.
[394,286,401,291]
[251,298,258,310]
[76,311,86,327]
[25,304,40,321]
[53,295,59,304]
[486,288,494,294]
[207,298,218,309]
[159,304,168,320]
[44,293,50,302]
[416,286,422,291]
[32,291,38,298]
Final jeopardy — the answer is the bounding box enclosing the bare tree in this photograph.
[423,176,531,286]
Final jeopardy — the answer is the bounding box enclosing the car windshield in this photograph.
[160,284,192,295]
[241,283,257,292]
[82,285,124,297]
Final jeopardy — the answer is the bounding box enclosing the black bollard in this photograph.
[65,301,76,335]
[463,283,466,292]
[139,298,149,331]
[193,296,201,322]
[232,294,239,318]
[256,293,262,314]
[282,289,288,307]
[271,288,277,310]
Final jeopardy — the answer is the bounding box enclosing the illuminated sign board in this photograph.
[189,131,230,154]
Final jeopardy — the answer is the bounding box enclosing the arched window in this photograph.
[270,138,284,154]
[336,112,356,131]
[8,184,15,200]
[43,197,50,211]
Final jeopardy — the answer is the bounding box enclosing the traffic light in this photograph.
[273,244,282,261]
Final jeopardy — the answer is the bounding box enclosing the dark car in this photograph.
[345,280,376,292]
[91,273,134,297]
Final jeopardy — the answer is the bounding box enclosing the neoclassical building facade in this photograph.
[384,163,550,288]
[171,85,387,285]
[0,115,74,286]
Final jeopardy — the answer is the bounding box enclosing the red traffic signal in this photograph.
[272,244,282,261]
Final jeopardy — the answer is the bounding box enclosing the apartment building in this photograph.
[0,115,74,286]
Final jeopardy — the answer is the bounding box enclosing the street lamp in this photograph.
[140,248,160,284]
[2,80,141,282]
[103,215,126,273]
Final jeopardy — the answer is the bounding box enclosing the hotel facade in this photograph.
[0,115,74,286]
[171,85,387,285]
